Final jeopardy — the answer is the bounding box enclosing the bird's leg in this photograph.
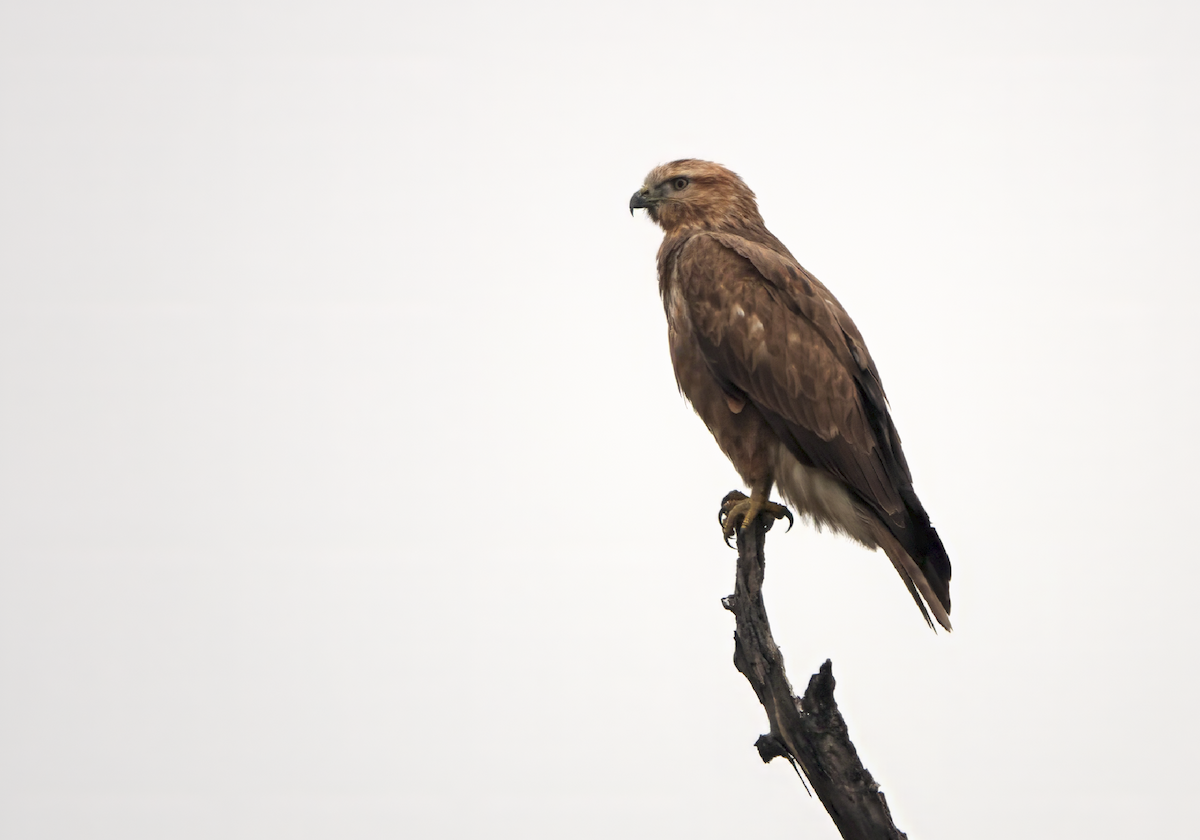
[718,488,793,546]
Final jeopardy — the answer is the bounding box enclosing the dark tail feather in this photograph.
[897,566,936,631]
[874,525,952,632]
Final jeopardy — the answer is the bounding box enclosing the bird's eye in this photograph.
[673,177,689,190]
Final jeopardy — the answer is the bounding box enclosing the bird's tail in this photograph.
[872,524,952,632]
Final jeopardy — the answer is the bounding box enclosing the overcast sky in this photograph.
[2,2,1198,838]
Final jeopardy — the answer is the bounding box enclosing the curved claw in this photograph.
[718,490,749,548]
[719,491,747,518]
[758,502,794,534]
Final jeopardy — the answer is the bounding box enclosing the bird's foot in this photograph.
[718,490,793,546]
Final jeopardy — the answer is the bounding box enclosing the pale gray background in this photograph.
[2,1,1198,838]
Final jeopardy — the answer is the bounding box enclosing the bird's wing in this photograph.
[675,231,909,521]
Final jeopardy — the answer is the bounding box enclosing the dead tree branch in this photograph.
[721,512,908,840]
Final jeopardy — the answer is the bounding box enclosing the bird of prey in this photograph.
[631,160,952,631]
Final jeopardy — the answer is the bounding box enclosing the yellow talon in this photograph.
[718,490,793,546]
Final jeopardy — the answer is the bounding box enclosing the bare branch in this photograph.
[722,510,908,840]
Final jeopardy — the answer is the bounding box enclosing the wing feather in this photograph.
[676,234,898,505]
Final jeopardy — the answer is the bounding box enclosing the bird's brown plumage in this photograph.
[631,160,952,630]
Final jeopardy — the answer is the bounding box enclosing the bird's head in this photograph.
[629,160,764,233]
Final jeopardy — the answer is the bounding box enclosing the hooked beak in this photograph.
[629,189,652,216]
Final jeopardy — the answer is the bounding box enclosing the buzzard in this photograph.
[631,160,952,630]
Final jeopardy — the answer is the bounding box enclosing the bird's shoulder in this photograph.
[668,229,880,382]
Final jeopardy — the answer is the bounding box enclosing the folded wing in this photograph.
[675,232,952,624]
